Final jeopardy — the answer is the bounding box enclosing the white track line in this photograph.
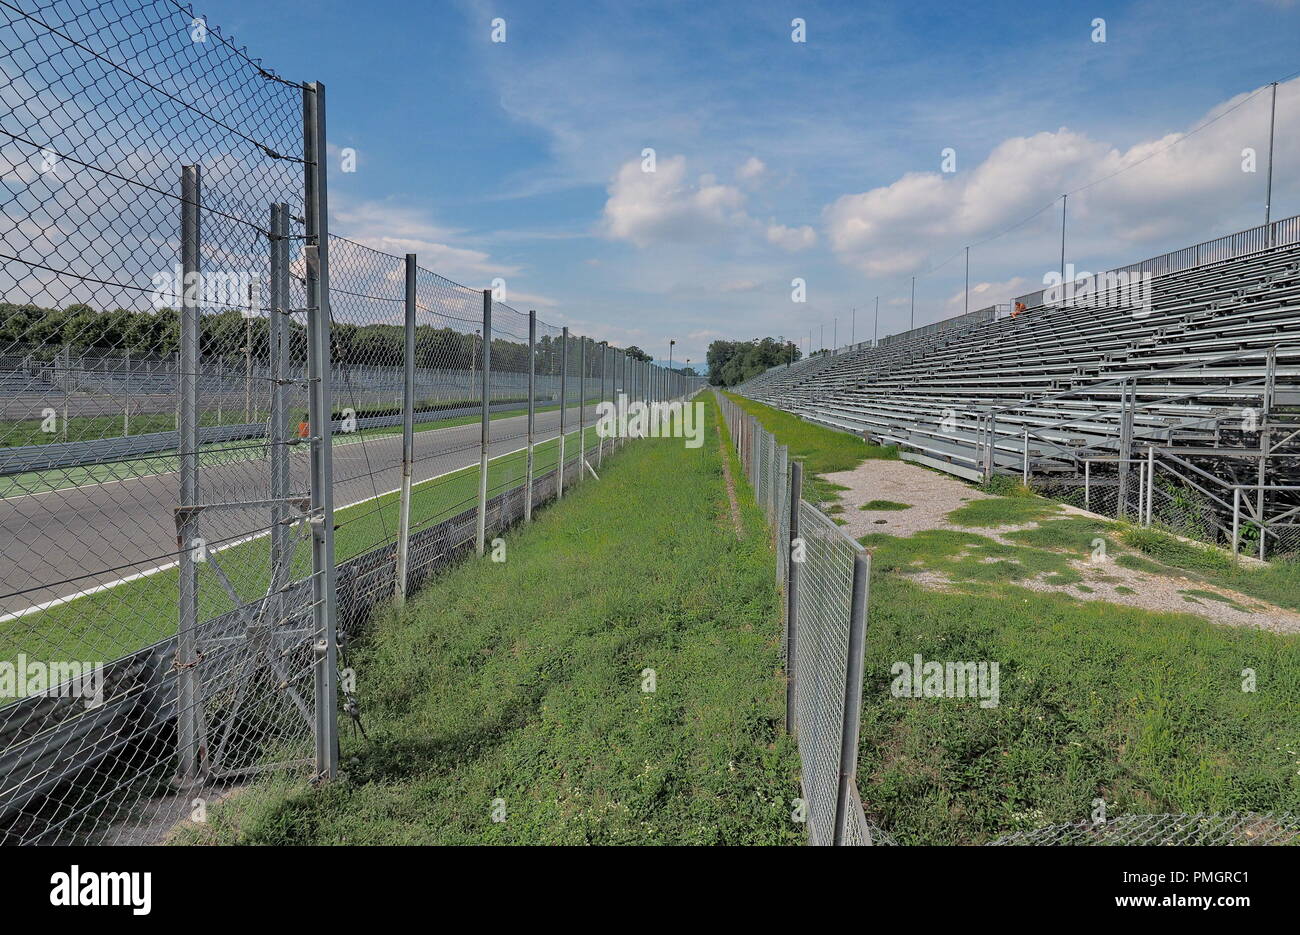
[0,433,564,624]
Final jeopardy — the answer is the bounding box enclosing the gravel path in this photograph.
[822,458,1300,635]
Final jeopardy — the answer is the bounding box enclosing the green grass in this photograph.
[946,495,1062,527]
[1120,527,1233,573]
[0,396,546,449]
[0,427,598,671]
[173,392,800,845]
[861,528,1082,586]
[1179,589,1251,612]
[858,573,1300,845]
[0,409,256,449]
[722,392,895,504]
[1005,516,1118,556]
[860,499,911,511]
[1111,526,1300,612]
[0,402,563,499]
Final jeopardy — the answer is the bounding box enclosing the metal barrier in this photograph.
[718,391,1298,847]
[716,392,875,846]
[0,0,703,846]
[1014,213,1300,311]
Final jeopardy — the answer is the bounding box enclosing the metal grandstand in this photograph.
[736,215,1300,558]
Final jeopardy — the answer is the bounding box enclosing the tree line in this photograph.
[0,304,638,375]
[706,337,800,386]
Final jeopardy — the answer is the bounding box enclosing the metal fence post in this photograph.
[833,551,871,846]
[983,414,996,482]
[767,432,776,519]
[176,163,205,785]
[269,203,291,623]
[476,289,492,555]
[394,253,417,602]
[1232,487,1242,556]
[598,341,608,468]
[1117,381,1134,519]
[303,81,339,780]
[558,326,569,496]
[785,461,803,733]
[577,335,586,482]
[123,348,131,436]
[620,349,628,448]
[1145,446,1155,526]
[524,310,536,522]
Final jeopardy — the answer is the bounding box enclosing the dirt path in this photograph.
[714,408,744,538]
[821,458,1300,635]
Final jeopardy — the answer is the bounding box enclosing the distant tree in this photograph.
[623,345,651,362]
[706,337,799,386]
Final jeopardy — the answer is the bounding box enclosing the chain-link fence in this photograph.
[0,0,703,847]
[720,391,1300,847]
[986,812,1300,846]
[717,392,875,846]
[0,0,316,845]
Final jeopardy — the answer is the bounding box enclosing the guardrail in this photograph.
[716,392,879,846]
[1014,213,1300,311]
[0,398,554,477]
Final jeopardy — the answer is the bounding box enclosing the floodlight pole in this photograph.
[1265,81,1278,244]
[964,246,970,315]
[1060,194,1068,282]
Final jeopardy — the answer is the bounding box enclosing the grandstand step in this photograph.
[900,451,985,483]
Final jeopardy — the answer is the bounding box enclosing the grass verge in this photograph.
[727,393,1300,844]
[0,427,594,669]
[0,402,564,499]
[722,392,896,503]
[172,393,799,845]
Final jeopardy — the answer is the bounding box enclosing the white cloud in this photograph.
[765,222,817,251]
[823,78,1300,278]
[736,156,767,183]
[602,155,748,246]
[332,199,520,281]
[940,276,1032,314]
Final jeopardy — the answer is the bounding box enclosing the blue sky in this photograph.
[205,0,1299,366]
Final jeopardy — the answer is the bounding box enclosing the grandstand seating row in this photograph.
[739,240,1300,481]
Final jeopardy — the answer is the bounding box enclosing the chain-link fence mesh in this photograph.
[0,0,707,848]
[0,0,314,845]
[793,499,869,846]
[987,812,1300,846]
[715,391,872,846]
[719,391,1300,847]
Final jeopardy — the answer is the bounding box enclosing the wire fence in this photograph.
[717,392,878,846]
[720,391,1300,847]
[0,0,702,846]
